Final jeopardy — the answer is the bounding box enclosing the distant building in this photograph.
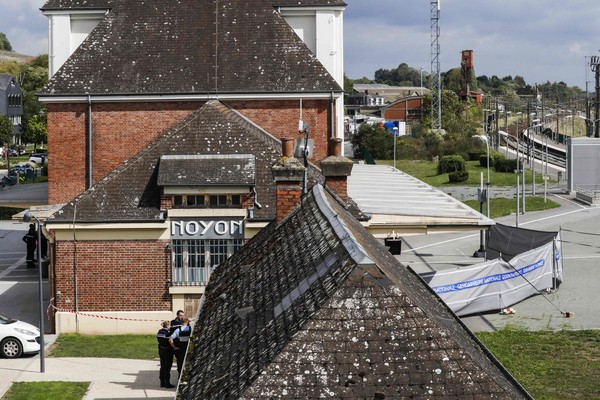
[381,95,428,136]
[0,73,23,142]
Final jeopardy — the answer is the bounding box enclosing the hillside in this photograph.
[0,50,34,64]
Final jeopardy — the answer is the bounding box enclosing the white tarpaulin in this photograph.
[421,237,562,316]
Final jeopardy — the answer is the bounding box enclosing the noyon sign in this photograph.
[171,218,244,240]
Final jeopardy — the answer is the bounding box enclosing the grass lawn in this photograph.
[380,159,549,187]
[464,196,560,219]
[1,382,89,400]
[49,334,157,360]
[477,329,600,399]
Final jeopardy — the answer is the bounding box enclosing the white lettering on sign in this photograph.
[171,219,244,239]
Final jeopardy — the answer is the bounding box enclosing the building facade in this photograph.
[0,74,23,140]
[39,0,349,333]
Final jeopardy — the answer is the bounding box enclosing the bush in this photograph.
[479,152,505,168]
[494,158,522,173]
[468,152,482,161]
[448,170,469,182]
[437,154,465,174]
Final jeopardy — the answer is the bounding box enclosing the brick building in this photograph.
[39,0,351,333]
[381,95,428,136]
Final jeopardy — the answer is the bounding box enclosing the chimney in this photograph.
[320,138,353,202]
[272,138,306,222]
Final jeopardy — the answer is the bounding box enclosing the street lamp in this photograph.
[392,126,398,169]
[22,211,44,373]
[499,131,525,215]
[472,135,490,257]
[472,135,490,218]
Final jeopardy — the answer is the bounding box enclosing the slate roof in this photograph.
[41,0,341,96]
[41,0,345,10]
[0,74,17,90]
[178,184,531,399]
[47,100,325,223]
[157,154,256,187]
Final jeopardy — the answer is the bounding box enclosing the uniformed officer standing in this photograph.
[157,320,175,388]
[169,316,191,377]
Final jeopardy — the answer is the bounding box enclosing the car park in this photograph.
[0,314,40,358]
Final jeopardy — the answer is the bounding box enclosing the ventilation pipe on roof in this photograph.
[87,94,93,190]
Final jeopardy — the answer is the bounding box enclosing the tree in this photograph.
[351,123,393,160]
[0,33,12,51]
[374,63,424,86]
[27,114,47,151]
[0,115,12,146]
[0,55,49,142]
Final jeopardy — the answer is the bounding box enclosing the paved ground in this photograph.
[399,191,600,332]
[0,335,176,400]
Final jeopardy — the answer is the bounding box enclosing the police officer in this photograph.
[156,320,175,388]
[22,224,37,268]
[169,316,191,377]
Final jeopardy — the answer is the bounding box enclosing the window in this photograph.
[171,239,244,285]
[172,194,242,209]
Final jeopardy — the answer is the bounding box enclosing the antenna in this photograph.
[430,0,442,130]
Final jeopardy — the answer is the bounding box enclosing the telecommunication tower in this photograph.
[430,0,441,130]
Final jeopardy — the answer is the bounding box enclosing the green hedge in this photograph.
[494,158,522,173]
[437,155,466,174]
[448,171,469,183]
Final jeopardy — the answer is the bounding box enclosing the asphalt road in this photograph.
[0,220,51,332]
[398,192,600,332]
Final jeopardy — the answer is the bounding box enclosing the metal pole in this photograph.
[36,218,45,373]
[516,172,520,227]
[486,138,490,219]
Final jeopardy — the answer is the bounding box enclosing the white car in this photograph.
[0,314,40,358]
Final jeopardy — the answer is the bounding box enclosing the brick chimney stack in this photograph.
[272,138,306,222]
[320,138,353,202]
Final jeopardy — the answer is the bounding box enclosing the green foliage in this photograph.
[3,382,89,400]
[0,32,12,51]
[351,123,393,160]
[494,158,521,173]
[448,170,469,182]
[27,113,47,148]
[437,154,466,174]
[374,63,426,87]
[0,55,48,143]
[343,74,354,93]
[0,114,12,145]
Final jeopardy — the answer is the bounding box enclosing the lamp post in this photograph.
[500,131,526,216]
[392,126,398,169]
[472,135,491,257]
[22,211,44,373]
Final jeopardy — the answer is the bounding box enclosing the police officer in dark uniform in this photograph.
[156,320,175,388]
[168,310,184,351]
[22,224,37,268]
[169,316,191,377]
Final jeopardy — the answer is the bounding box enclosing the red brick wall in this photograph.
[47,102,200,203]
[325,177,348,202]
[276,183,302,222]
[382,98,426,121]
[47,99,333,204]
[53,240,171,311]
[229,99,331,161]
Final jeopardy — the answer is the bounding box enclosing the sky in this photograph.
[1,0,599,89]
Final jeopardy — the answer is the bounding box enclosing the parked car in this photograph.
[1,149,18,158]
[0,314,40,358]
[29,153,48,164]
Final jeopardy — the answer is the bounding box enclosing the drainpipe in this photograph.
[330,92,335,139]
[87,94,93,189]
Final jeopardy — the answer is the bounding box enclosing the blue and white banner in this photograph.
[422,241,558,316]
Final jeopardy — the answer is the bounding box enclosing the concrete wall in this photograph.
[567,137,600,192]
